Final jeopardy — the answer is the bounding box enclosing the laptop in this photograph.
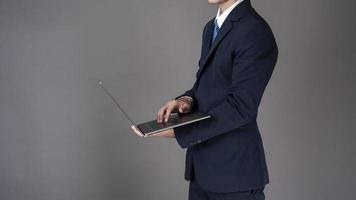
[97,80,211,137]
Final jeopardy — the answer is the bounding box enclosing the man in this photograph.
[132,0,278,199]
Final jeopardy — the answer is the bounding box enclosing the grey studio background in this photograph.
[0,0,355,199]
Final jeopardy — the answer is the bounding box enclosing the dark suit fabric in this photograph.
[189,178,265,200]
[173,0,278,193]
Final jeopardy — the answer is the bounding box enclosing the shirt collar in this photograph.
[215,0,244,28]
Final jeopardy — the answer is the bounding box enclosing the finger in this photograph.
[179,103,190,113]
[157,106,168,123]
[179,104,186,113]
[151,131,164,137]
[164,105,174,122]
[183,104,191,113]
[153,129,169,137]
[157,107,164,122]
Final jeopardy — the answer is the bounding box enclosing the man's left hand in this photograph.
[153,129,175,138]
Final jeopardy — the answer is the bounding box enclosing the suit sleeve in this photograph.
[174,31,278,149]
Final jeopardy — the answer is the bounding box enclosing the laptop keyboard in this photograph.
[136,112,210,135]
[137,116,180,134]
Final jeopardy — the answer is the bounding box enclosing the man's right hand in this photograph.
[157,96,193,123]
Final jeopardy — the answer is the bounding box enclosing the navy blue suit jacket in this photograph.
[173,0,278,193]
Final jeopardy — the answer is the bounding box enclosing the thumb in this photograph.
[179,107,184,113]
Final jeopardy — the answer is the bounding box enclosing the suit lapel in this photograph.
[196,20,233,80]
[201,20,214,65]
[201,21,233,68]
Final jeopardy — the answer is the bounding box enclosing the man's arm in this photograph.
[173,31,278,148]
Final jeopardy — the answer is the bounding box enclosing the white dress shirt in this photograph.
[215,0,245,28]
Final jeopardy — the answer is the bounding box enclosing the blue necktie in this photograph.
[212,19,220,43]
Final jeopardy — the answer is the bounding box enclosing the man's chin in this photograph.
[207,0,220,5]
[208,0,231,5]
